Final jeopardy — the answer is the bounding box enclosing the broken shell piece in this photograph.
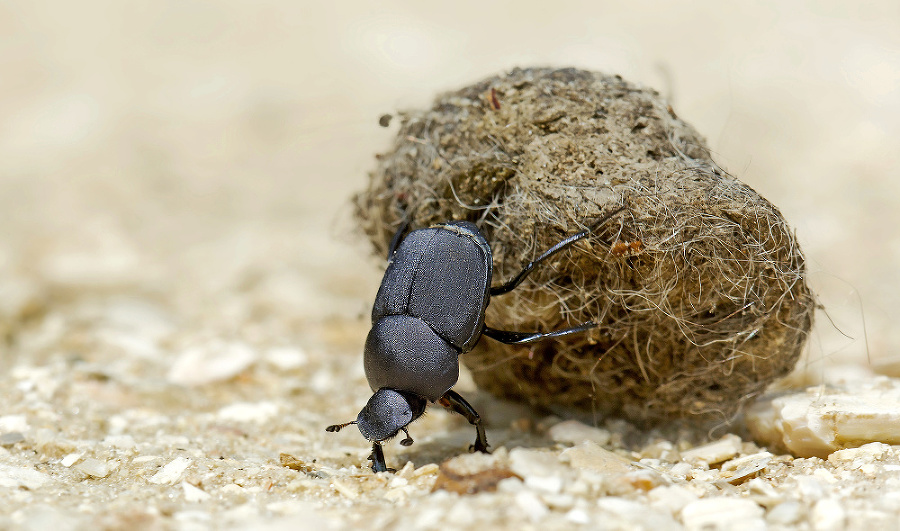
[680,434,742,465]
[746,377,900,458]
[559,441,635,474]
[718,452,773,485]
[75,458,111,478]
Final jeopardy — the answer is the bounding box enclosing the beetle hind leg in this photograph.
[439,390,489,453]
[482,321,598,344]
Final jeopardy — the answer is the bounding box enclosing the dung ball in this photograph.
[355,67,815,424]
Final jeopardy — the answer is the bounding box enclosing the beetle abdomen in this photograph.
[372,222,492,352]
[364,315,460,401]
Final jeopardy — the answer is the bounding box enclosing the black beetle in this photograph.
[327,206,625,472]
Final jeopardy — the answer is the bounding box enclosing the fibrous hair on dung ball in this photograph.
[355,67,815,424]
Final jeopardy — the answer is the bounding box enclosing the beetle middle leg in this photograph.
[386,220,411,258]
[482,321,598,344]
[438,389,489,453]
[490,205,626,296]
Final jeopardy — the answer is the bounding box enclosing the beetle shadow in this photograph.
[392,394,561,467]
[390,391,747,468]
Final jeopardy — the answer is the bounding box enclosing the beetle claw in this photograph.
[470,441,491,454]
[368,442,393,473]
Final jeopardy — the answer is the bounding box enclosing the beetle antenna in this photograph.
[399,428,414,447]
[325,421,356,433]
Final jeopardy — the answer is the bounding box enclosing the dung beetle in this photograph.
[327,206,626,472]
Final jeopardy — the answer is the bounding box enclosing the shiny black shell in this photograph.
[364,222,492,400]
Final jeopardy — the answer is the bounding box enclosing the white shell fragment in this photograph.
[75,458,112,478]
[0,414,29,433]
[718,452,774,485]
[182,481,212,502]
[680,434,743,464]
[61,453,83,467]
[746,376,900,457]
[509,448,569,480]
[559,441,635,474]
[0,464,51,490]
[149,457,192,485]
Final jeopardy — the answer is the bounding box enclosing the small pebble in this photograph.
[681,498,764,530]
[509,448,567,478]
[767,501,803,525]
[75,458,110,478]
[794,476,825,501]
[102,435,136,449]
[330,479,359,499]
[514,491,549,521]
[541,493,575,510]
[828,442,889,463]
[182,481,211,502]
[0,415,29,433]
[813,468,838,484]
[597,497,679,528]
[445,500,476,527]
[811,498,846,531]
[0,432,25,447]
[61,453,83,467]
[410,463,439,478]
[0,464,51,490]
[524,474,563,494]
[548,420,611,446]
[559,441,634,474]
[598,496,651,517]
[681,435,742,465]
[648,485,699,515]
[719,452,773,485]
[565,508,591,524]
[387,476,408,489]
[668,462,693,478]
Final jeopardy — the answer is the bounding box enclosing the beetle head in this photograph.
[356,388,417,442]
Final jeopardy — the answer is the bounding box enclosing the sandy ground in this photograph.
[1,1,899,529]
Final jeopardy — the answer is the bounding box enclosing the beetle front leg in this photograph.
[439,389,489,453]
[368,442,392,473]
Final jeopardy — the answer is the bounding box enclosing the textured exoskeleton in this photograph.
[366,222,490,399]
[327,209,625,472]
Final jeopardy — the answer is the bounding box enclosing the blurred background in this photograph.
[1,0,898,376]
